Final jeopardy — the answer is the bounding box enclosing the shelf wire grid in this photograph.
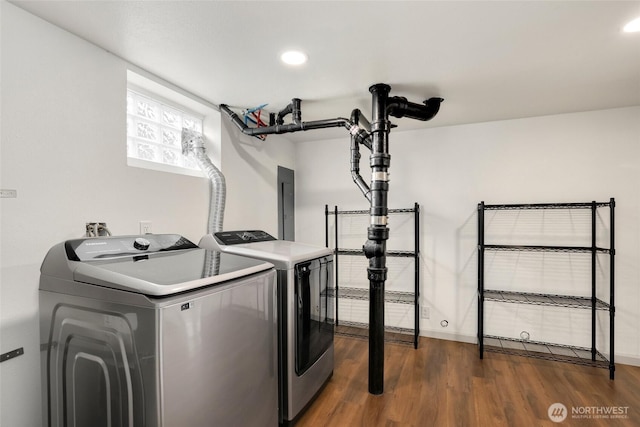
[484,290,610,309]
[483,202,612,210]
[484,244,611,254]
[484,335,609,369]
[327,286,415,304]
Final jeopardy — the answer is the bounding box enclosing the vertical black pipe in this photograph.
[414,202,420,349]
[478,202,485,359]
[334,206,339,328]
[365,83,391,395]
[591,201,597,361]
[610,197,616,379]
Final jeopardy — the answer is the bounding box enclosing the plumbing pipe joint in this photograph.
[363,239,385,259]
[388,96,444,122]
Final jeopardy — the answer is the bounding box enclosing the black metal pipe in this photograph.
[275,98,302,125]
[220,87,443,395]
[350,109,373,150]
[365,83,392,395]
[220,103,353,136]
[350,109,372,201]
[356,110,371,136]
[291,98,302,124]
[276,99,292,125]
[388,96,444,121]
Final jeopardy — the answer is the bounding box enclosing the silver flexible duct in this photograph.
[182,128,226,274]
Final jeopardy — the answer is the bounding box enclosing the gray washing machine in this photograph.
[199,230,334,426]
[39,234,278,427]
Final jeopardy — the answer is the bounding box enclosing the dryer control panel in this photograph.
[214,230,276,245]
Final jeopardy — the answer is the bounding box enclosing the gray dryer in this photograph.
[199,230,334,426]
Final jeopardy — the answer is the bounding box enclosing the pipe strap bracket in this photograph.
[371,171,389,182]
[370,215,388,226]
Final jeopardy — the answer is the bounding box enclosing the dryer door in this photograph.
[294,256,334,375]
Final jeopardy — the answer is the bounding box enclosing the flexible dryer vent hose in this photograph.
[182,128,226,273]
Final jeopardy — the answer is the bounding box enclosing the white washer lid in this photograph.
[41,235,273,296]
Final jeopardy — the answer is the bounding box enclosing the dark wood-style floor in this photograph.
[296,335,640,426]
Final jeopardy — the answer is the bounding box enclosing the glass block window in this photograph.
[126,89,202,172]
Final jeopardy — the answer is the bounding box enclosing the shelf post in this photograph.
[610,197,616,379]
[478,202,485,359]
[334,205,339,328]
[325,204,329,248]
[591,201,597,361]
[414,202,420,349]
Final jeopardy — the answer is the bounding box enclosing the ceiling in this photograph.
[11,0,640,142]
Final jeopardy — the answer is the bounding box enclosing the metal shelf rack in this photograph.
[483,336,610,369]
[478,199,615,379]
[325,203,420,348]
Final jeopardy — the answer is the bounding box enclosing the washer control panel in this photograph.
[65,234,197,261]
[214,230,276,245]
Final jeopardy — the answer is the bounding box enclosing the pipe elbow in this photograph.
[388,96,444,122]
[220,104,251,132]
[351,172,371,201]
[422,97,444,121]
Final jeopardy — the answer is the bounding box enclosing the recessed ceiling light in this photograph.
[623,16,640,33]
[281,50,308,66]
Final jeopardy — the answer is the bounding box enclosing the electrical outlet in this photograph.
[86,222,109,237]
[140,221,152,234]
[421,306,430,319]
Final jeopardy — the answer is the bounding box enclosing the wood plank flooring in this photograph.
[296,335,640,426]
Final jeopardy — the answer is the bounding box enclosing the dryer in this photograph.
[39,234,278,427]
[199,230,334,426]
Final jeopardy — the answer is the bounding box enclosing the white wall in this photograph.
[295,106,640,364]
[2,2,637,424]
[0,3,293,424]
[221,119,295,235]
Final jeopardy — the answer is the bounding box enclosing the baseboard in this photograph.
[614,354,640,367]
[418,331,640,368]
[419,330,477,344]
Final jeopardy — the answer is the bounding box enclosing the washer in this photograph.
[199,230,334,426]
[39,234,278,427]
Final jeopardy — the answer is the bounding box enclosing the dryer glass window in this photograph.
[294,257,334,375]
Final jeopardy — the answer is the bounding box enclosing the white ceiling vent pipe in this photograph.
[182,128,226,273]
